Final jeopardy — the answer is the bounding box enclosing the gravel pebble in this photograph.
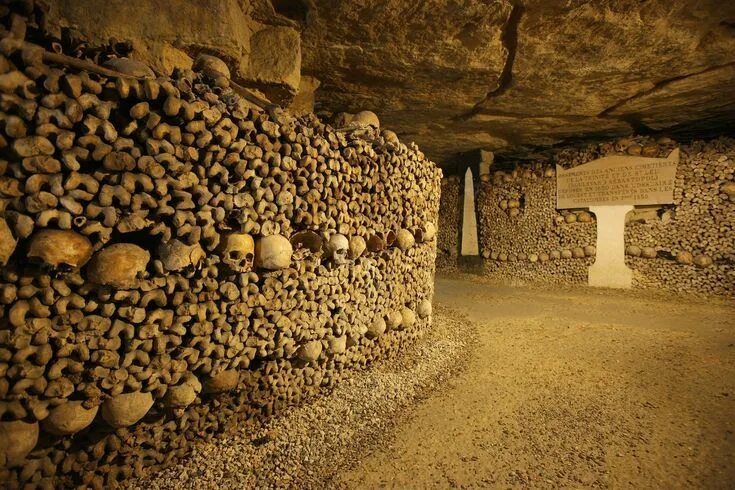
[128,305,474,489]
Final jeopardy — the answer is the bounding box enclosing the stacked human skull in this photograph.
[0,2,442,486]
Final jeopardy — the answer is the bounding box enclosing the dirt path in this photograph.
[340,277,735,489]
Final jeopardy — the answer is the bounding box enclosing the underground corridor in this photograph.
[0,1,733,489]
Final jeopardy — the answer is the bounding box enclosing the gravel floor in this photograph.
[128,305,474,489]
[340,277,735,489]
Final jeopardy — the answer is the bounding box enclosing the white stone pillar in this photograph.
[461,167,479,256]
[588,205,634,289]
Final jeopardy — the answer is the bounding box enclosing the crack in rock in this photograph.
[452,0,524,122]
[598,61,735,118]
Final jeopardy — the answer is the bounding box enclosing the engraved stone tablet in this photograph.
[555,149,679,289]
[556,148,679,209]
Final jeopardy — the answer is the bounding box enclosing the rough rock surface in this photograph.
[44,0,302,101]
[42,0,735,164]
[300,0,735,164]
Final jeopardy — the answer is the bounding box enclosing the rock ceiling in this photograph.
[296,0,735,165]
[46,0,735,167]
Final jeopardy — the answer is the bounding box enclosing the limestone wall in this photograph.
[0,3,440,486]
[41,0,303,106]
[437,136,734,296]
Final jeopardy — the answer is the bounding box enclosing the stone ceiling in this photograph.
[46,0,735,167]
[295,0,735,165]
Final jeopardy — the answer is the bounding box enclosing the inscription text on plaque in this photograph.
[556,149,679,288]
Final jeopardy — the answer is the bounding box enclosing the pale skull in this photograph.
[352,110,380,129]
[218,232,254,272]
[193,53,231,79]
[328,234,349,265]
[615,137,633,153]
[381,129,399,146]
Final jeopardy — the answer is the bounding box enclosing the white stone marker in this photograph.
[556,149,679,289]
[461,167,479,256]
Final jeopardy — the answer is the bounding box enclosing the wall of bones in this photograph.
[437,136,734,296]
[0,3,441,487]
[435,175,461,272]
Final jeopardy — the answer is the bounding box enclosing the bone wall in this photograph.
[436,175,460,272]
[0,4,441,487]
[437,136,734,296]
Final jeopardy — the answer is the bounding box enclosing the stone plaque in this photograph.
[555,149,679,289]
[556,149,679,209]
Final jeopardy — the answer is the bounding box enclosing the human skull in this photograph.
[41,401,98,436]
[193,53,231,79]
[0,420,39,466]
[100,391,154,428]
[400,307,416,330]
[0,217,16,266]
[27,230,93,270]
[417,299,432,319]
[298,340,323,362]
[693,255,713,268]
[721,182,735,201]
[421,222,436,242]
[366,317,387,338]
[349,236,367,259]
[255,235,293,270]
[328,234,349,264]
[163,374,202,409]
[328,335,347,355]
[615,137,633,153]
[352,110,380,129]
[202,370,238,394]
[290,231,323,254]
[381,129,399,146]
[86,243,150,289]
[218,232,254,273]
[577,211,593,223]
[332,112,355,128]
[641,144,659,157]
[396,229,415,251]
[157,239,206,272]
[640,247,657,259]
[385,310,403,330]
